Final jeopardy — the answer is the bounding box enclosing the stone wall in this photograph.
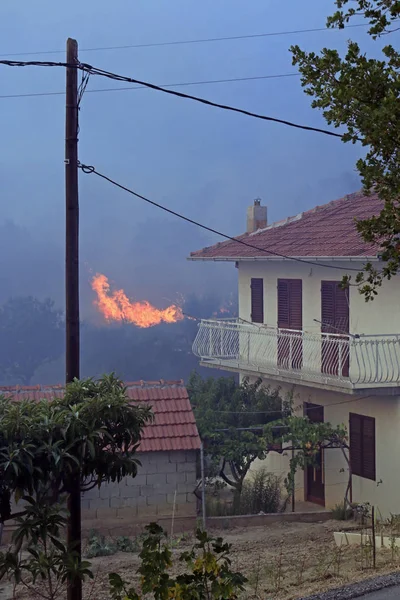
[81,450,198,535]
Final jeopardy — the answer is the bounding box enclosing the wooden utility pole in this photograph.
[65,37,81,600]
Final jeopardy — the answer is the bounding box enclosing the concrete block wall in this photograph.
[81,450,198,531]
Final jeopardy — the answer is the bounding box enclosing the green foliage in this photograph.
[109,523,247,600]
[331,501,354,520]
[206,468,282,516]
[0,296,64,384]
[86,531,116,558]
[291,0,400,299]
[239,468,282,515]
[0,496,93,600]
[188,373,288,492]
[116,535,141,553]
[0,373,153,524]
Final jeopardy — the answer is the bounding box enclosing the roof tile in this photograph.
[1,380,201,453]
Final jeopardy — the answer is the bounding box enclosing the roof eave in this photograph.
[188,255,380,263]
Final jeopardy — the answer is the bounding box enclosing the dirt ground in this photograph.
[12,520,400,600]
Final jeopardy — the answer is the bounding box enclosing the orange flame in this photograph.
[91,274,184,328]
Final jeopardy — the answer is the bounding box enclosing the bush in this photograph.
[206,468,282,516]
[86,530,116,558]
[109,523,247,600]
[331,502,353,521]
[239,469,282,515]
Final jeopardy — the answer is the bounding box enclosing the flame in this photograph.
[91,273,184,328]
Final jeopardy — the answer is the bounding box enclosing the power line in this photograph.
[83,63,345,139]
[0,59,345,138]
[77,162,362,272]
[0,23,369,58]
[0,73,300,100]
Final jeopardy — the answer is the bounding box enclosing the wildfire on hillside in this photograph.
[91,274,184,328]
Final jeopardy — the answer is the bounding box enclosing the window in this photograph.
[321,281,350,377]
[277,279,302,369]
[321,281,349,334]
[250,278,264,323]
[349,413,376,481]
[277,279,302,330]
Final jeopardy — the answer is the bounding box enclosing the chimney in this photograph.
[246,198,267,233]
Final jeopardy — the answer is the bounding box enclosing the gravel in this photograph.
[298,572,400,600]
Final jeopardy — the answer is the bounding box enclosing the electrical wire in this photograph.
[83,63,345,139]
[77,162,364,272]
[0,73,300,100]
[0,59,344,138]
[0,22,369,58]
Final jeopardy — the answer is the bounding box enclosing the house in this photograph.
[1,380,201,537]
[189,191,400,516]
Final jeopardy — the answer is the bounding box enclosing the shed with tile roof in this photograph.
[1,381,201,537]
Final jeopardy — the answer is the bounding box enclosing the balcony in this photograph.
[192,319,400,393]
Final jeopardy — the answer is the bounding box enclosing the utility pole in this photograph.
[65,37,81,600]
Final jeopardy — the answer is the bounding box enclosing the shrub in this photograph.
[239,468,282,515]
[86,530,116,558]
[331,501,353,521]
[109,523,247,600]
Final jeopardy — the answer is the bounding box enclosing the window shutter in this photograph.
[250,278,264,323]
[349,413,362,477]
[335,286,350,334]
[350,413,376,481]
[277,280,290,329]
[289,280,302,330]
[321,281,336,333]
[362,416,376,481]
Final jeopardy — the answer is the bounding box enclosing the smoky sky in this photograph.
[1,0,381,318]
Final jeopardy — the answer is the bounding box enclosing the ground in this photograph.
[7,520,400,599]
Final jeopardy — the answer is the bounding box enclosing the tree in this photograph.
[291,0,400,299]
[188,373,288,497]
[0,374,152,600]
[0,296,64,384]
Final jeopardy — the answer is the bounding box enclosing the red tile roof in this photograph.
[190,191,383,260]
[0,381,201,453]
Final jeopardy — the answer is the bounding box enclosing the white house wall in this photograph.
[237,260,400,337]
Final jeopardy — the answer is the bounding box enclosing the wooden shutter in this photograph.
[350,413,376,481]
[277,279,302,330]
[349,413,362,477]
[277,280,290,329]
[321,281,349,334]
[321,281,336,333]
[362,416,376,481]
[250,278,264,323]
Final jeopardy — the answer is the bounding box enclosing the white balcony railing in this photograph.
[192,319,400,389]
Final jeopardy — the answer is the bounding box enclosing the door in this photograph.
[321,281,350,377]
[277,279,302,369]
[305,403,325,505]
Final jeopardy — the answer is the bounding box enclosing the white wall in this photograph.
[251,378,400,518]
[238,260,400,336]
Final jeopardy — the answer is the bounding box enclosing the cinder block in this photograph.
[111,496,140,509]
[137,504,158,517]
[146,494,167,506]
[147,473,167,486]
[89,497,111,510]
[81,498,91,510]
[83,487,100,500]
[96,507,117,519]
[148,452,168,464]
[122,485,141,499]
[99,483,120,500]
[126,474,146,486]
[177,462,195,473]
[186,493,197,504]
[167,493,187,505]
[177,483,190,494]
[156,462,177,474]
[185,471,197,484]
[171,451,186,463]
[116,507,137,521]
[167,472,185,485]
